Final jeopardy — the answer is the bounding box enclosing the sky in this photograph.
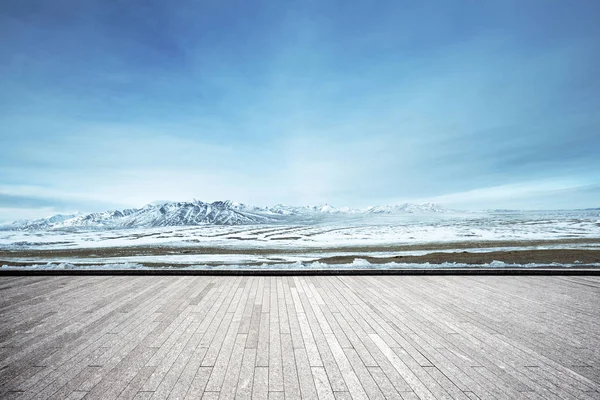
[1,0,600,221]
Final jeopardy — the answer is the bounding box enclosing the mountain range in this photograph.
[3,200,449,230]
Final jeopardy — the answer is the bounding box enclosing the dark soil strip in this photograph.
[316,249,600,265]
[2,238,599,258]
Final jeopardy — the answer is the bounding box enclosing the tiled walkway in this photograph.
[1,275,599,399]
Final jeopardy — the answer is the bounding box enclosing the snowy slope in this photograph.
[6,213,82,230]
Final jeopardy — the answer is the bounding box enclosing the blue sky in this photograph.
[1,0,600,221]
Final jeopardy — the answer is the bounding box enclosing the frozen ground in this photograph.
[3,260,600,271]
[1,209,599,269]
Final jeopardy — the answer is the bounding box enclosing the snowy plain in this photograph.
[2,208,599,270]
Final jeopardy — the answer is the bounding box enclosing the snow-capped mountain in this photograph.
[8,213,82,230]
[2,200,449,230]
[365,202,447,214]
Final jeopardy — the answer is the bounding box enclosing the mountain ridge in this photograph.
[2,199,450,230]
